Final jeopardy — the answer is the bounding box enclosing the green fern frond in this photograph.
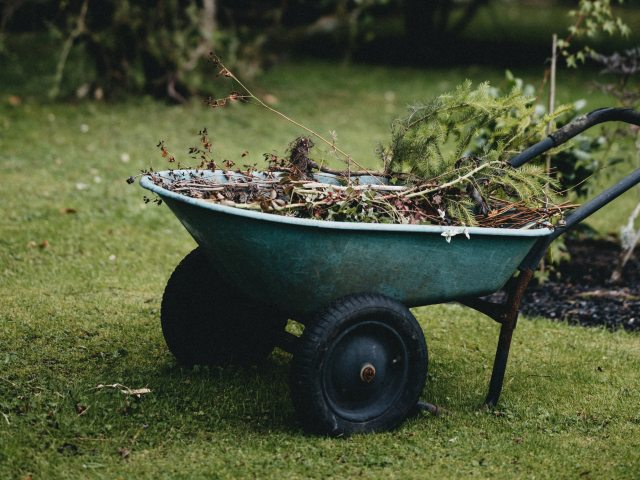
[387,80,569,225]
[446,199,478,226]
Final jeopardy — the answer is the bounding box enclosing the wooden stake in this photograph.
[546,34,558,166]
[541,34,558,276]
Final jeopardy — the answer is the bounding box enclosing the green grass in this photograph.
[1,40,640,479]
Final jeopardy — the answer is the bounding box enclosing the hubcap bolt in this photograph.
[360,363,376,383]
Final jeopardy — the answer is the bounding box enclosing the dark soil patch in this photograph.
[521,238,640,331]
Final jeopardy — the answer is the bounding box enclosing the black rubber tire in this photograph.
[161,247,287,366]
[290,293,428,436]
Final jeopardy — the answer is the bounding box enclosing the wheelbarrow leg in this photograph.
[484,269,534,407]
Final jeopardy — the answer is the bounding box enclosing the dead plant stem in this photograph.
[404,161,503,199]
[216,59,380,182]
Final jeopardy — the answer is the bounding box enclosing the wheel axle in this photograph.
[360,363,376,383]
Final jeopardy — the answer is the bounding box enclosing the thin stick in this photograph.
[212,58,381,182]
[214,199,317,212]
[546,34,558,174]
[404,161,503,199]
[0,377,18,388]
[540,34,558,275]
[173,186,224,192]
[300,182,407,192]
[228,73,353,161]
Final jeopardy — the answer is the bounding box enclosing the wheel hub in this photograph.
[360,363,376,383]
[322,320,409,422]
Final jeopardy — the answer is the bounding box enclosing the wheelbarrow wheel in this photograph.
[161,247,287,366]
[290,294,427,436]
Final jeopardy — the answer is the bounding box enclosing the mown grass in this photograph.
[1,36,640,479]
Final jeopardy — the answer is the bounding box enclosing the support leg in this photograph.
[485,313,518,406]
[484,269,534,407]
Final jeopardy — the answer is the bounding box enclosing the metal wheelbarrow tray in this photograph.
[140,108,640,436]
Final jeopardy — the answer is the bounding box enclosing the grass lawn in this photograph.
[1,41,640,478]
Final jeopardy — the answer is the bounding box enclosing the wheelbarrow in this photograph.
[140,107,640,436]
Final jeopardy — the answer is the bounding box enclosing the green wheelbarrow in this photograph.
[140,108,640,436]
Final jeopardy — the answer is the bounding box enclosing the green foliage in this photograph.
[42,0,284,100]
[388,80,564,224]
[497,72,609,199]
[39,0,395,99]
[552,129,609,197]
[391,81,540,173]
[558,0,631,67]
[44,0,221,99]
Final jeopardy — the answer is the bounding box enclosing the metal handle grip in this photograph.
[508,107,640,168]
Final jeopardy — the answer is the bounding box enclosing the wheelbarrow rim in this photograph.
[140,170,554,238]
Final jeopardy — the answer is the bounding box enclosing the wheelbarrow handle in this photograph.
[519,167,640,268]
[474,109,639,410]
[508,107,640,168]
[515,108,640,271]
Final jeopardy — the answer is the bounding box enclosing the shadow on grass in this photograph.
[107,347,482,439]
[129,354,302,436]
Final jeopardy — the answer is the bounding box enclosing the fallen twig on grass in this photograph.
[94,384,152,398]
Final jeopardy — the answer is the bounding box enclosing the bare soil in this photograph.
[521,238,640,331]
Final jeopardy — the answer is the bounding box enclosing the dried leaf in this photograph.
[118,447,131,459]
[75,403,88,415]
[8,95,22,106]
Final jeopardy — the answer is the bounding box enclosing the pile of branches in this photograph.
[145,79,577,229]
[150,137,572,229]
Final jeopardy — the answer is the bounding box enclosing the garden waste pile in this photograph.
[142,79,576,229]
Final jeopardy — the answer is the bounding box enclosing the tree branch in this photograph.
[49,0,89,99]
